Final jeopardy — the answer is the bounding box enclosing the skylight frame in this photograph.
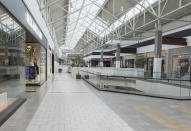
[100,0,158,37]
[64,0,107,49]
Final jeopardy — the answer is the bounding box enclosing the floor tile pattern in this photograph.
[26,74,134,131]
[2,73,191,131]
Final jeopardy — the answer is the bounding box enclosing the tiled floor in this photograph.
[1,73,191,131]
[0,80,50,131]
[87,82,191,131]
[26,74,134,131]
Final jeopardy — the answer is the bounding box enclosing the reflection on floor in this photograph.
[1,73,191,131]
[171,105,191,115]
[0,81,50,131]
[0,99,16,112]
[136,106,191,131]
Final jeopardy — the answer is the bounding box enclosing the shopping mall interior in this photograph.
[1,0,191,130]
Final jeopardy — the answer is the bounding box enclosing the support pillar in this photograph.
[153,20,162,78]
[116,43,121,68]
[100,50,104,67]
[90,60,92,67]
[88,61,90,67]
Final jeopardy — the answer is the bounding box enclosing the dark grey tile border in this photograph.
[0,97,27,126]
[26,83,41,86]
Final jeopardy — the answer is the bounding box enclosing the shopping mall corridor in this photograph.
[26,73,134,131]
[2,73,191,131]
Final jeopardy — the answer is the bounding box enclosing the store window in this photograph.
[26,44,40,85]
[25,44,47,85]
[125,59,134,68]
[146,57,153,75]
[0,5,26,112]
[146,57,165,75]
[172,55,190,79]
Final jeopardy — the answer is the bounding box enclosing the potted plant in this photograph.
[68,54,86,79]
[84,74,89,79]
[76,67,81,79]
[58,68,62,73]
[76,74,81,79]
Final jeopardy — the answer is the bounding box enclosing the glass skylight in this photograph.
[0,12,20,33]
[64,0,107,49]
[64,0,158,49]
[100,0,158,37]
[89,18,108,35]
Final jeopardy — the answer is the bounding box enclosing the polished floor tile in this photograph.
[26,74,134,131]
[1,73,191,131]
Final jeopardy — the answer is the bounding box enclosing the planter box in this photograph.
[84,75,89,79]
[58,69,62,73]
[76,74,81,79]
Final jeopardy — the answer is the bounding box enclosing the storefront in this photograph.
[0,4,26,125]
[168,46,191,80]
[122,54,136,68]
[146,57,154,76]
[122,51,167,73]
[103,58,112,67]
[125,59,134,68]
[171,55,190,80]
[172,56,190,77]
[0,0,49,125]
[112,57,123,68]
[91,59,99,67]
[25,43,47,86]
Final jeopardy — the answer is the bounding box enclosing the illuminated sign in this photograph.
[25,12,42,39]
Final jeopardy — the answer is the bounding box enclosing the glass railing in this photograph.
[80,68,191,99]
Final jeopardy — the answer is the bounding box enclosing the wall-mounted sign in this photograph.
[25,12,42,40]
[1,0,47,48]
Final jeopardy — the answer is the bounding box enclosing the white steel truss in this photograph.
[36,0,191,54]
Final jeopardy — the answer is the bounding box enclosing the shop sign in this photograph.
[25,12,42,40]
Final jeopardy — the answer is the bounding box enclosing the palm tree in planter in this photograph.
[75,65,81,79]
[69,54,85,79]
[58,68,62,73]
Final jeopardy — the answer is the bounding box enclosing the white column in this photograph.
[153,58,162,78]
[116,43,120,68]
[100,50,104,67]
[153,20,162,78]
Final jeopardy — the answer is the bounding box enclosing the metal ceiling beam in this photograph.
[54,14,90,30]
[67,0,86,46]
[118,1,191,41]
[48,1,94,25]
[40,0,63,10]
[89,0,133,31]
[71,0,110,49]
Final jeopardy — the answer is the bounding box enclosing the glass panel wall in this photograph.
[80,67,191,99]
[0,5,26,112]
